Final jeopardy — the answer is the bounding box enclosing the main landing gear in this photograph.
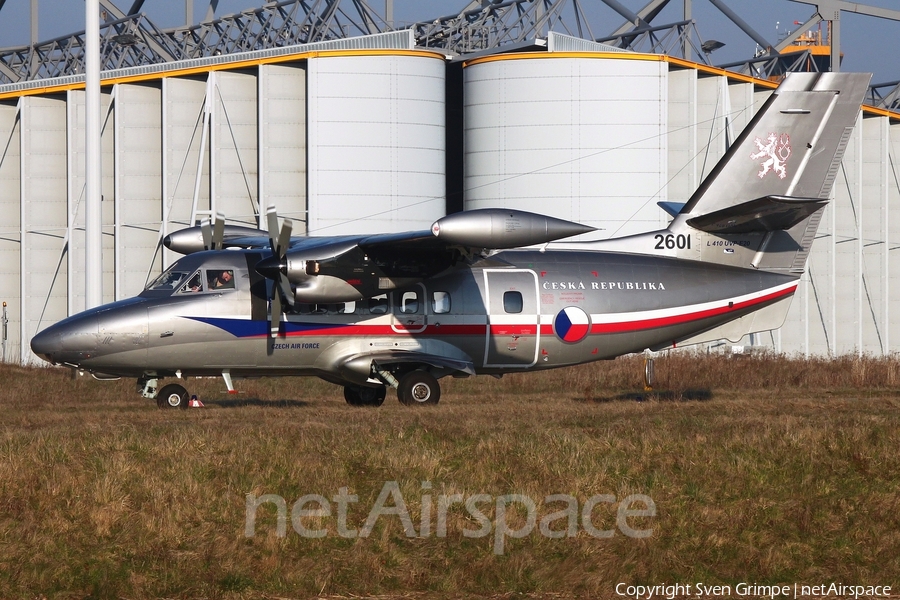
[397,371,440,406]
[345,369,442,407]
[343,385,386,407]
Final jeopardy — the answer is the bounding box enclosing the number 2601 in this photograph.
[654,234,691,250]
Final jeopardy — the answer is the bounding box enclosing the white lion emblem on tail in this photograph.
[750,132,792,179]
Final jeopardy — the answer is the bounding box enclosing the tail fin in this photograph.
[589,72,871,272]
[670,72,871,272]
[574,73,870,346]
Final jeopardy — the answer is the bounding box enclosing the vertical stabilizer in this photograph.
[678,72,870,218]
[588,72,871,274]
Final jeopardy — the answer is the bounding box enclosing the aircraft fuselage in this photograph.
[32,248,797,384]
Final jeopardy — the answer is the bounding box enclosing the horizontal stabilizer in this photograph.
[685,195,827,234]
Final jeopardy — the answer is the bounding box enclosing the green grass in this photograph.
[1,353,899,598]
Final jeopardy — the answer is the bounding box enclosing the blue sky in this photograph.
[0,0,897,83]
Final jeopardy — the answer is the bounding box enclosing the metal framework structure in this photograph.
[413,0,601,56]
[1,0,899,102]
[596,19,707,61]
[0,0,387,84]
[867,81,900,112]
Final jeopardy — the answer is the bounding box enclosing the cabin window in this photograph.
[368,294,389,315]
[399,291,420,314]
[208,269,235,290]
[503,291,523,314]
[320,303,355,315]
[147,267,189,291]
[178,271,203,294]
[432,291,451,314]
[294,304,316,315]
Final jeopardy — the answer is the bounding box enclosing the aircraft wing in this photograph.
[167,209,596,303]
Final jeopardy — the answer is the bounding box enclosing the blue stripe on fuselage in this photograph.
[187,316,346,338]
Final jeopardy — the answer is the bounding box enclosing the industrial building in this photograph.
[1,0,899,363]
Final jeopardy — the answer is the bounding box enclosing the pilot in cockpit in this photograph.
[210,270,235,290]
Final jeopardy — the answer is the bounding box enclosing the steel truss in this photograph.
[0,0,386,84]
[412,0,600,55]
[867,81,900,112]
[1,0,898,111]
[596,20,709,63]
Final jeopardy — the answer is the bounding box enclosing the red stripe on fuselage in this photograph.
[589,284,796,334]
[489,325,538,335]
[231,285,795,340]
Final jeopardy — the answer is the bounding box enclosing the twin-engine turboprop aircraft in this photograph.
[31,72,870,408]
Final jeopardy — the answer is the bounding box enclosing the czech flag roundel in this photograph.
[554,306,591,343]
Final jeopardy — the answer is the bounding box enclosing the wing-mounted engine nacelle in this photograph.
[257,239,378,303]
[290,260,364,303]
[430,209,596,248]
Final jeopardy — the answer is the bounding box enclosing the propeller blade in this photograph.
[201,219,212,251]
[263,205,295,332]
[213,212,225,250]
[266,206,280,256]
[279,273,295,307]
[277,218,293,258]
[265,205,293,258]
[270,287,282,338]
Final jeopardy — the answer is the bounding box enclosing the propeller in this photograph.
[262,206,294,339]
[200,212,226,250]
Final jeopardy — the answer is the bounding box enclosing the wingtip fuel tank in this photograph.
[163,224,266,255]
[430,209,596,248]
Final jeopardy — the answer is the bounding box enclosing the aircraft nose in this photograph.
[30,314,99,364]
[30,327,61,363]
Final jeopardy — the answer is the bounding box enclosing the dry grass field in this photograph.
[1,352,899,599]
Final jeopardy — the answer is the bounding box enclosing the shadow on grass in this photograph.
[201,397,312,408]
[577,388,714,403]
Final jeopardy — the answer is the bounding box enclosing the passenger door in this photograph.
[483,269,539,368]
[391,284,427,333]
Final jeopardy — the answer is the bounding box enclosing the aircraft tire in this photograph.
[397,371,440,406]
[344,385,386,407]
[157,383,189,410]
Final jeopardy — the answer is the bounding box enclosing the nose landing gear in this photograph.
[137,375,190,409]
[157,383,190,409]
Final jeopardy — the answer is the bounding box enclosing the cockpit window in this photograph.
[178,271,203,294]
[147,267,189,291]
[208,269,235,290]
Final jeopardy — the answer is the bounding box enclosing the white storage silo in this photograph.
[463,52,668,238]
[307,50,447,235]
